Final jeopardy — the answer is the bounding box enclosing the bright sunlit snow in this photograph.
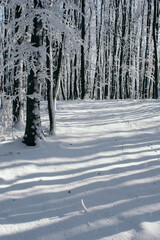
[0,100,160,240]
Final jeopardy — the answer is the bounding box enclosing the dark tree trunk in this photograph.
[110,0,120,99]
[13,5,24,126]
[23,0,43,146]
[73,54,78,99]
[46,33,55,135]
[139,0,145,98]
[104,2,112,99]
[81,0,85,99]
[60,79,66,100]
[119,0,127,99]
[69,58,73,99]
[143,0,152,98]
[152,0,159,99]
[124,0,132,99]
[73,3,79,99]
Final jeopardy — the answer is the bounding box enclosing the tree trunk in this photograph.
[23,0,43,146]
[119,0,127,99]
[46,32,55,135]
[124,0,132,99]
[13,5,24,127]
[73,54,78,99]
[143,0,152,98]
[81,0,85,99]
[92,0,104,99]
[152,0,159,99]
[46,32,64,135]
[139,0,145,98]
[3,7,10,97]
[110,0,120,99]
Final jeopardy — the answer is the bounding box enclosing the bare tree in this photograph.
[81,0,86,99]
[152,0,159,99]
[23,0,43,146]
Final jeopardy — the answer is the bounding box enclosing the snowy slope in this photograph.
[0,100,160,240]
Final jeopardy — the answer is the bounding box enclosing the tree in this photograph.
[143,0,152,98]
[152,0,159,99]
[110,0,120,99]
[139,0,146,98]
[12,5,24,127]
[92,0,104,99]
[23,0,43,146]
[46,34,64,135]
[119,0,127,99]
[124,0,132,99]
[81,0,85,99]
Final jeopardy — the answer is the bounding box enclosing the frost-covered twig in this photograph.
[81,199,90,212]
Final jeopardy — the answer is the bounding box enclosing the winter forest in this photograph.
[0,1,160,240]
[0,0,159,145]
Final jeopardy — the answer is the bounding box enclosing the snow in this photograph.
[0,100,160,240]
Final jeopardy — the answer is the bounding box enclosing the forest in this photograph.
[0,1,160,240]
[0,0,159,145]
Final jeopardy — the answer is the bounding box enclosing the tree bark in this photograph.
[143,0,152,98]
[13,5,24,127]
[152,0,159,99]
[81,0,85,99]
[139,0,145,98]
[119,0,127,99]
[110,0,120,99]
[92,0,104,99]
[124,0,132,99]
[23,0,43,146]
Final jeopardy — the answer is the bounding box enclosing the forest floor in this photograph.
[0,100,160,240]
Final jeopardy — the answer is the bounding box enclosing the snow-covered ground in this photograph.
[0,100,160,240]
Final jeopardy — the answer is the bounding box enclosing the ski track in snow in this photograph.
[0,100,160,240]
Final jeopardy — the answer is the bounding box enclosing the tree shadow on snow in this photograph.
[0,100,160,240]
